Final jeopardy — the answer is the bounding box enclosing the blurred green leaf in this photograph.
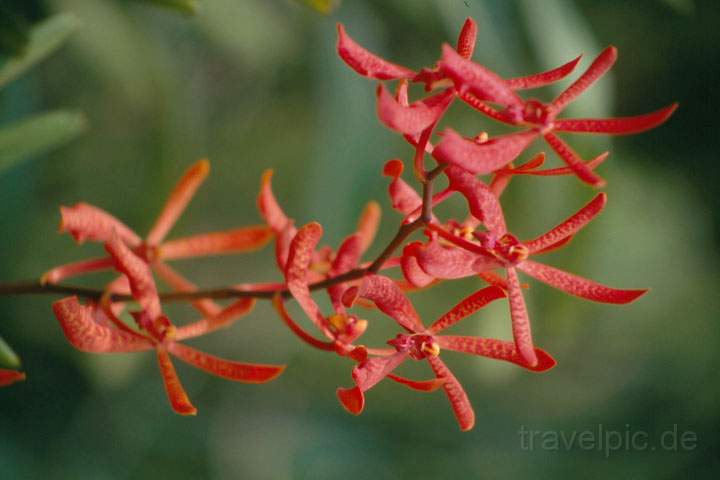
[294,0,340,15]
[0,335,21,369]
[0,13,78,90]
[135,0,199,16]
[0,5,30,56]
[659,0,694,15]
[0,111,87,174]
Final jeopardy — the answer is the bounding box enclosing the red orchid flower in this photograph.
[434,44,677,186]
[257,169,381,283]
[336,275,555,431]
[273,222,379,360]
[52,233,285,415]
[403,166,647,366]
[0,368,25,386]
[44,159,272,320]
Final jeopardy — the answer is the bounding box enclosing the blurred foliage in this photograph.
[0,0,718,479]
[134,0,199,16]
[0,335,21,368]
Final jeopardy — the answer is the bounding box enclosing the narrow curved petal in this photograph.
[439,43,522,108]
[105,235,162,320]
[458,91,516,124]
[437,336,556,372]
[352,351,409,393]
[60,203,141,246]
[553,103,678,135]
[433,128,538,175]
[413,238,499,280]
[429,286,506,334]
[525,193,606,254]
[552,46,617,112]
[377,84,454,135]
[543,132,606,187]
[0,368,25,386]
[285,223,331,336]
[174,298,256,341]
[427,355,475,431]
[336,23,415,80]
[354,275,424,333]
[387,374,446,391]
[158,226,272,260]
[52,297,152,353]
[167,342,285,383]
[401,242,436,288]
[328,234,364,310]
[445,166,507,235]
[455,17,478,59]
[257,169,291,233]
[42,257,114,284]
[518,260,648,304]
[383,159,422,215]
[507,55,582,90]
[356,200,381,254]
[147,159,210,246]
[275,223,298,272]
[518,151,608,176]
[531,234,574,255]
[156,347,197,415]
[152,262,222,318]
[507,267,538,367]
[272,296,335,351]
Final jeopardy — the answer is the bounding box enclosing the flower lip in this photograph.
[389,333,441,360]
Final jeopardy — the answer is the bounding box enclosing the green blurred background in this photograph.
[1,0,718,478]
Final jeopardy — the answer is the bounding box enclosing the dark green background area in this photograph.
[1,0,718,478]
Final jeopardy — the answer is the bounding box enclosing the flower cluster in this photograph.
[2,17,675,431]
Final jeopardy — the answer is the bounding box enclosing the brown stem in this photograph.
[0,165,447,305]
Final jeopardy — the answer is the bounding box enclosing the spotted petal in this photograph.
[507,55,582,90]
[429,286,506,334]
[52,297,152,353]
[552,46,617,113]
[507,267,538,367]
[167,341,285,383]
[518,260,648,304]
[355,200,381,254]
[445,166,507,235]
[336,23,415,80]
[427,355,474,431]
[377,84,454,135]
[383,159,422,215]
[156,347,197,415]
[352,274,424,333]
[543,132,606,187]
[158,226,272,260]
[455,17,478,59]
[437,336,556,372]
[553,103,678,135]
[433,128,538,175]
[60,203,141,246]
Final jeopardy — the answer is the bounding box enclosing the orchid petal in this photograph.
[152,261,222,318]
[552,46,617,112]
[553,103,678,135]
[174,298,256,341]
[147,159,210,246]
[413,237,499,280]
[507,55,582,90]
[387,374,446,392]
[531,234,574,255]
[429,286,506,334]
[257,169,291,233]
[518,260,648,304]
[439,43,522,108]
[445,166,507,235]
[337,386,365,415]
[105,234,162,320]
[272,296,335,351]
[507,267,538,367]
[42,257,114,284]
[352,351,409,393]
[458,91,516,125]
[383,159,422,215]
[400,242,436,288]
[377,84,454,135]
[285,222,331,336]
[167,341,284,383]
[336,23,415,80]
[52,297,152,353]
[356,200,381,254]
[60,203,141,246]
[437,336,556,372]
[455,17,478,59]
[328,234,363,311]
[433,128,538,175]
[353,275,424,333]
[158,226,272,260]
[543,132,606,187]
[0,368,25,386]
[156,347,197,415]
[426,355,474,431]
[525,193,606,254]
[518,151,608,176]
